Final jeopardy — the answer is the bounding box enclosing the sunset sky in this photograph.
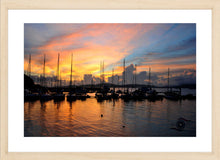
[24,23,196,86]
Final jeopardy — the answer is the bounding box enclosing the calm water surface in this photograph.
[24,91,196,137]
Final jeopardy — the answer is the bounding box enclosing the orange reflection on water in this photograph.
[24,93,196,137]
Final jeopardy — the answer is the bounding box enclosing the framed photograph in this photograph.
[1,0,219,160]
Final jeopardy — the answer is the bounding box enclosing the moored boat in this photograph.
[131,90,146,100]
[95,92,107,101]
[67,93,77,101]
[120,92,132,101]
[24,90,40,101]
[164,91,180,100]
[53,93,65,101]
[40,93,53,101]
[53,53,65,102]
[164,68,181,100]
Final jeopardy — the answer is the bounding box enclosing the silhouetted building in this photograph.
[84,74,93,85]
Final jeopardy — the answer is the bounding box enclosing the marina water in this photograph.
[24,88,196,137]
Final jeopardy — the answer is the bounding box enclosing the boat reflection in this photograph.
[24,96,196,137]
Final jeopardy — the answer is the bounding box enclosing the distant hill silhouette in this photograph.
[178,83,196,89]
[24,74,196,90]
[24,74,50,93]
[24,74,34,89]
[81,83,196,89]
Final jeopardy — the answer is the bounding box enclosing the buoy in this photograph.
[176,120,185,130]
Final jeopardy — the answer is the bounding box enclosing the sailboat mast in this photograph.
[43,54,45,79]
[28,54,31,77]
[43,54,46,87]
[70,53,73,87]
[59,55,62,88]
[123,59,125,93]
[168,68,170,91]
[112,68,114,84]
[112,68,114,91]
[102,61,104,84]
[100,61,102,87]
[135,64,137,90]
[57,53,60,88]
[149,67,151,90]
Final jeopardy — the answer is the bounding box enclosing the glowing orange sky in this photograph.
[24,23,196,85]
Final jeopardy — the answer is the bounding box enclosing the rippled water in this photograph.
[24,91,196,137]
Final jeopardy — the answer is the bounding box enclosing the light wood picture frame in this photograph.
[0,0,219,160]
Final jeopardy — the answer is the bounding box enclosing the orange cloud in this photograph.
[24,23,195,85]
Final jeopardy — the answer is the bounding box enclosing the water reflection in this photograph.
[24,97,196,137]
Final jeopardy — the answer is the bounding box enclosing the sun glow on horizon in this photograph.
[24,23,196,86]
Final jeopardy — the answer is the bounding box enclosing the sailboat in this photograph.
[111,68,119,99]
[53,53,65,101]
[164,68,181,100]
[95,61,105,101]
[67,53,77,101]
[106,68,119,100]
[40,54,53,101]
[95,60,109,101]
[120,59,131,101]
[131,64,146,100]
[144,67,160,101]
